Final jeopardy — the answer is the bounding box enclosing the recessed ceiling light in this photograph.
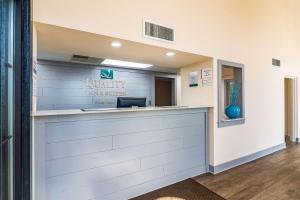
[166,52,175,57]
[101,59,153,69]
[111,41,122,48]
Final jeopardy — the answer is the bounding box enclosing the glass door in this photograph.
[0,0,14,199]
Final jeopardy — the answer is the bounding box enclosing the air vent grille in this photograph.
[272,58,281,67]
[144,21,174,42]
[70,55,103,65]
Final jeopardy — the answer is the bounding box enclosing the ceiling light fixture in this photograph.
[101,59,153,69]
[166,52,175,57]
[111,41,122,48]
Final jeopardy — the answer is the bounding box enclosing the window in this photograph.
[0,0,14,199]
[1,0,31,199]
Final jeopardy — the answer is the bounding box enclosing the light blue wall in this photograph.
[36,61,155,110]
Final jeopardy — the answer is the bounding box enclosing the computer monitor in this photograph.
[117,97,146,108]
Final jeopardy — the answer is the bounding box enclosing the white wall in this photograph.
[33,0,300,166]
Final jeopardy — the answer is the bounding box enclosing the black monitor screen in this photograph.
[117,97,146,108]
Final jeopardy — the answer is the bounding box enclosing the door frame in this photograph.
[14,0,32,199]
[284,76,298,142]
[152,73,177,106]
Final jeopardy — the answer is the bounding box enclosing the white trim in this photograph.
[153,74,178,106]
[291,77,298,142]
[209,143,286,174]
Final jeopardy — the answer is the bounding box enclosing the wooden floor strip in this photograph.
[194,142,300,200]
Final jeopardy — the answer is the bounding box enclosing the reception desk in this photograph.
[32,106,209,200]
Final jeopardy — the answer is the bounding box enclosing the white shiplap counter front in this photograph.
[32,106,209,200]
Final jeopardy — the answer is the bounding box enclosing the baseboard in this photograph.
[209,142,286,174]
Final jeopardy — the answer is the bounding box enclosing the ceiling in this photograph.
[35,22,210,72]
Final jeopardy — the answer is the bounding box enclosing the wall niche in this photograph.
[218,60,245,127]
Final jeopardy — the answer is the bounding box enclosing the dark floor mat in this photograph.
[130,179,226,200]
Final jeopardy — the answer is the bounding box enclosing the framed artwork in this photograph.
[189,71,199,87]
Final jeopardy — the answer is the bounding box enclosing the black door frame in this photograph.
[14,0,31,200]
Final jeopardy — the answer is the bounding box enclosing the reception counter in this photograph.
[32,106,210,200]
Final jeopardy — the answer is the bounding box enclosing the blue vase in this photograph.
[225,104,241,119]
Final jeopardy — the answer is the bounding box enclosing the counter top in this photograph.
[32,106,212,117]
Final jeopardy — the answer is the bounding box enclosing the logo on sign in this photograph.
[100,69,113,79]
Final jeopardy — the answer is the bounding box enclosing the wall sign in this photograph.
[189,71,199,87]
[86,78,126,97]
[201,68,213,79]
[202,79,212,87]
[100,69,114,79]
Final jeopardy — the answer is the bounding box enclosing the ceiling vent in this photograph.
[272,58,281,67]
[70,55,103,65]
[144,21,175,43]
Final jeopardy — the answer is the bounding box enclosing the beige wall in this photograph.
[180,59,214,163]
[181,59,213,106]
[33,0,300,166]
